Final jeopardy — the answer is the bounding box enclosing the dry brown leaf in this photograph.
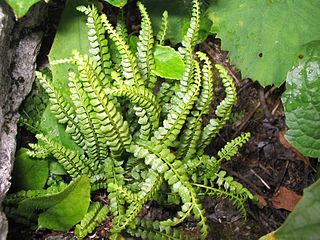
[278,131,310,165]
[272,186,301,211]
[256,194,267,207]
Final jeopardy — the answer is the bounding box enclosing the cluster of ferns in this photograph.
[5,0,255,239]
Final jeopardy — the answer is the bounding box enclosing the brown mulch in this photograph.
[198,37,316,239]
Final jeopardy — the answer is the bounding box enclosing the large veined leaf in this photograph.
[11,148,48,192]
[48,0,89,99]
[5,0,41,18]
[15,176,90,231]
[102,0,127,8]
[282,41,320,158]
[260,178,320,240]
[208,0,320,86]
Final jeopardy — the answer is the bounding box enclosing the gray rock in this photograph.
[0,2,47,239]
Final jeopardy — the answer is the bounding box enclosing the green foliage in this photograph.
[5,176,90,231]
[153,46,185,80]
[282,41,320,158]
[207,0,320,86]
[75,202,109,239]
[8,0,254,239]
[19,72,49,133]
[48,0,90,103]
[102,0,127,8]
[10,148,48,192]
[142,0,212,44]
[5,0,42,18]
[260,178,320,240]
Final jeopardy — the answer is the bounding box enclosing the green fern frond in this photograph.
[108,183,138,204]
[49,57,74,65]
[153,63,201,147]
[176,116,202,161]
[127,218,188,239]
[136,2,157,89]
[198,64,237,152]
[77,5,112,83]
[156,81,175,118]
[36,71,86,148]
[132,106,152,140]
[217,132,251,162]
[156,11,168,46]
[130,142,208,238]
[194,171,254,220]
[68,71,109,164]
[181,0,200,51]
[195,51,214,114]
[214,64,237,118]
[100,13,142,87]
[103,157,126,217]
[108,71,160,131]
[74,201,109,239]
[73,52,132,157]
[4,183,66,205]
[19,74,49,133]
[36,134,91,179]
[116,11,128,41]
[112,169,162,235]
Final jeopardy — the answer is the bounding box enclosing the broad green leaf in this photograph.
[260,179,320,240]
[5,0,41,18]
[38,176,90,230]
[49,161,67,175]
[102,0,127,8]
[208,1,320,86]
[48,0,89,100]
[39,107,83,153]
[142,0,211,44]
[153,45,185,80]
[11,148,48,191]
[15,176,90,231]
[282,41,320,158]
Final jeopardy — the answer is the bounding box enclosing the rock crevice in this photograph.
[0,2,47,239]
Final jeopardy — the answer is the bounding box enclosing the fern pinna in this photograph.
[5,0,254,239]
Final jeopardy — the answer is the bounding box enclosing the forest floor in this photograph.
[7,1,317,239]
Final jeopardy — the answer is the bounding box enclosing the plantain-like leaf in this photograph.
[8,176,90,231]
[10,148,48,192]
[48,0,90,102]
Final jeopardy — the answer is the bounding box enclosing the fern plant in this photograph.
[5,0,254,239]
